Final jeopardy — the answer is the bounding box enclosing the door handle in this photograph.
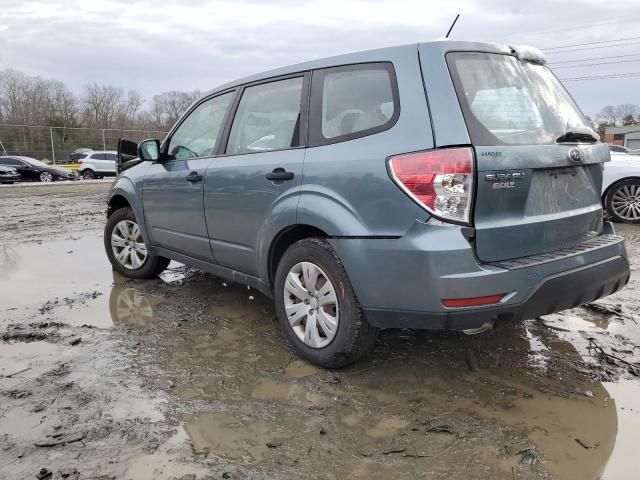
[266,168,294,181]
[185,171,203,183]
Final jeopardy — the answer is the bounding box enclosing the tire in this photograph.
[104,207,170,279]
[39,171,54,182]
[274,238,379,368]
[605,179,640,224]
[82,169,96,180]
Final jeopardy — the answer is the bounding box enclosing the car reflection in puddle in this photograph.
[109,286,161,326]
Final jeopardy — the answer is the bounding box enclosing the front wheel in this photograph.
[104,207,170,279]
[274,238,379,368]
[39,171,54,182]
[605,179,640,224]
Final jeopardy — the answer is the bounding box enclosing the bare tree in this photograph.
[81,83,124,128]
[151,90,201,128]
[597,105,619,126]
[616,104,639,122]
[116,90,144,129]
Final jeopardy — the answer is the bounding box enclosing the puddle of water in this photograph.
[0,341,67,382]
[0,235,113,325]
[251,378,329,407]
[364,416,410,438]
[0,235,183,328]
[124,426,211,479]
[183,411,285,462]
[602,380,640,479]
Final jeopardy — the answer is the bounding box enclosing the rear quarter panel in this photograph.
[298,45,433,236]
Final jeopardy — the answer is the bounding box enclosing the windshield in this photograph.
[447,52,590,145]
[21,157,49,167]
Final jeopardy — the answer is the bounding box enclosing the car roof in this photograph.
[87,151,117,154]
[0,155,38,161]
[205,40,511,96]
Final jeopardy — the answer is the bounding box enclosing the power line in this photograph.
[507,15,640,40]
[545,41,640,54]
[551,58,640,69]
[542,35,640,51]
[549,53,640,65]
[559,72,640,82]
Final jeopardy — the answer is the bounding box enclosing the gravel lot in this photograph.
[1,181,639,479]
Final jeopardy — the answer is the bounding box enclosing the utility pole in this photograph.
[49,127,56,164]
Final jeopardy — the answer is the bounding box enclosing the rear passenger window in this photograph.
[309,63,399,146]
[93,153,106,160]
[226,77,304,155]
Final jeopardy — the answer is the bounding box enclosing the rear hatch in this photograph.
[446,50,608,262]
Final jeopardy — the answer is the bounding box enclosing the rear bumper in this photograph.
[329,220,630,330]
[362,255,629,330]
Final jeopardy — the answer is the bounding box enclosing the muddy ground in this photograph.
[1,181,639,480]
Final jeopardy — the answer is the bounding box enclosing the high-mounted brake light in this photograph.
[388,147,474,225]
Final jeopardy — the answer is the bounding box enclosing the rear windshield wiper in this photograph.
[556,127,599,144]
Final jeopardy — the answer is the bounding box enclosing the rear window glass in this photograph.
[447,52,590,145]
[309,63,399,146]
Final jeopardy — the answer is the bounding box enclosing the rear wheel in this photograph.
[104,207,170,279]
[82,169,96,180]
[39,171,54,182]
[274,238,379,368]
[605,179,640,224]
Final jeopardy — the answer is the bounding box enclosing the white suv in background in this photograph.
[78,151,118,179]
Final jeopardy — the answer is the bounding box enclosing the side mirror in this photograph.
[137,139,161,161]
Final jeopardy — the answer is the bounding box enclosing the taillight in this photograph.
[388,147,474,225]
[78,159,84,165]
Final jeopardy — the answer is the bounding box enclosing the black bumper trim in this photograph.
[363,255,630,330]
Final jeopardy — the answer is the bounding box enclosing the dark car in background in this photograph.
[0,164,20,184]
[0,156,76,182]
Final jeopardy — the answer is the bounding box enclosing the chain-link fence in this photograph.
[0,124,168,164]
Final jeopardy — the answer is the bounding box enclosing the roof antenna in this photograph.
[445,14,460,38]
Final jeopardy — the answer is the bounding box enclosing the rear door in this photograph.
[91,153,107,173]
[103,153,117,174]
[204,74,308,276]
[445,51,608,262]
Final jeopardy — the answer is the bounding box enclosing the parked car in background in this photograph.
[609,145,630,154]
[0,164,20,184]
[104,41,629,367]
[603,149,640,223]
[78,151,118,179]
[0,156,76,182]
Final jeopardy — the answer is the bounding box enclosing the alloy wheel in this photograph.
[283,261,339,348]
[39,171,53,182]
[611,184,640,221]
[110,220,148,270]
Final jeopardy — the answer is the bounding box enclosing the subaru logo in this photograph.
[568,147,584,163]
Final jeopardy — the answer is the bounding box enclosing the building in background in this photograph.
[603,125,640,151]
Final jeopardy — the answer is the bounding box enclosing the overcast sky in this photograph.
[1,0,640,117]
